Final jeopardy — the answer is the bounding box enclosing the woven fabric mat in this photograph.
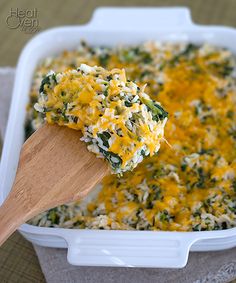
[1,67,236,283]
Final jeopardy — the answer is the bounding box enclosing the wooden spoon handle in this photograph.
[0,192,29,246]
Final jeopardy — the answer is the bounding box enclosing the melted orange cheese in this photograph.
[29,42,236,231]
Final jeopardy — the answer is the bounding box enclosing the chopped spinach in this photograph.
[159,210,173,222]
[209,61,234,78]
[106,75,112,81]
[226,110,234,119]
[168,44,198,66]
[232,180,236,193]
[193,224,201,231]
[99,53,110,67]
[229,126,236,140]
[97,134,122,169]
[181,163,187,172]
[195,167,207,188]
[48,209,60,225]
[181,43,198,56]
[120,48,153,64]
[97,131,111,148]
[140,70,152,79]
[145,185,162,209]
[125,100,132,107]
[104,88,109,97]
[39,75,51,93]
[39,73,57,93]
[141,52,153,64]
[199,148,214,155]
[99,148,122,169]
[142,98,168,121]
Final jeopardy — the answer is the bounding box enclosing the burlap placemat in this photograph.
[0,68,236,283]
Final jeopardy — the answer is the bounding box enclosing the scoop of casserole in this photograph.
[35,64,168,174]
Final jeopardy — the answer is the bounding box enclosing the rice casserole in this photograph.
[27,41,236,232]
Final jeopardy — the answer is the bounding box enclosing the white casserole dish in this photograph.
[1,7,236,268]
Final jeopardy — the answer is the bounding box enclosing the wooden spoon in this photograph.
[0,124,109,246]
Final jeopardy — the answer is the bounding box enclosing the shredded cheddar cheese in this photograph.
[28,41,236,231]
[35,64,168,173]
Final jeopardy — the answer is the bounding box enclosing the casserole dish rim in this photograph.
[1,6,236,267]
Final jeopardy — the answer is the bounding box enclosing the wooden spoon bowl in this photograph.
[0,124,109,245]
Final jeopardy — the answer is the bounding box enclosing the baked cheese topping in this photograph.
[28,42,236,231]
[35,64,168,174]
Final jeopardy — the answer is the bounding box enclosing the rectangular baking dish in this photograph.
[0,7,236,268]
